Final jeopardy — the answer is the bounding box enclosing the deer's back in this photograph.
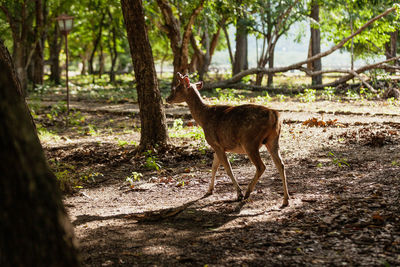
[202,104,280,153]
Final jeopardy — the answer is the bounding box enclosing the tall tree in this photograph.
[0,1,37,90]
[385,30,398,70]
[251,0,305,86]
[31,0,45,86]
[189,9,226,80]
[310,0,322,85]
[121,0,168,150]
[0,39,80,266]
[232,0,248,75]
[320,0,397,61]
[155,0,205,85]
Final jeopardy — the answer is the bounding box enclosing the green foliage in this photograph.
[322,87,336,101]
[117,139,136,147]
[49,160,79,192]
[68,111,86,126]
[37,126,61,142]
[276,94,287,102]
[143,150,162,171]
[126,172,143,187]
[80,172,104,183]
[297,89,317,103]
[255,91,272,105]
[320,0,399,59]
[172,118,184,131]
[345,89,360,100]
[328,152,350,168]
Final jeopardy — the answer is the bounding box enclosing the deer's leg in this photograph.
[214,149,243,200]
[266,136,289,207]
[205,153,220,196]
[244,146,266,199]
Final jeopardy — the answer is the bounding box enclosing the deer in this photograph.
[166,73,289,207]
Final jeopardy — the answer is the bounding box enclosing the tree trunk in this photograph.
[49,23,61,84]
[0,39,80,267]
[121,0,168,150]
[310,0,322,85]
[108,16,118,83]
[98,42,104,77]
[233,16,248,75]
[89,13,105,75]
[156,0,204,87]
[13,42,28,91]
[267,46,275,87]
[80,56,87,75]
[31,0,45,86]
[385,30,398,73]
[222,23,234,69]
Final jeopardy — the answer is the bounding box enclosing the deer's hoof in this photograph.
[280,200,289,208]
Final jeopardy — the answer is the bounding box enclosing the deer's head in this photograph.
[166,72,203,104]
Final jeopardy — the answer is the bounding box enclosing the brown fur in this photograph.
[167,73,289,206]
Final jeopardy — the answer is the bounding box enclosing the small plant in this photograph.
[49,161,80,192]
[126,171,143,187]
[322,87,336,100]
[298,89,316,103]
[276,94,287,102]
[68,111,86,126]
[81,172,104,183]
[216,88,236,103]
[144,150,162,171]
[387,97,397,106]
[86,124,99,136]
[255,91,272,104]
[229,154,239,164]
[117,139,136,147]
[173,118,184,131]
[328,152,350,167]
[37,126,61,142]
[345,89,359,100]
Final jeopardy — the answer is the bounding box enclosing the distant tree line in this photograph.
[0,0,398,90]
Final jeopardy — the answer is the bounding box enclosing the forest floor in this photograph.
[31,91,400,266]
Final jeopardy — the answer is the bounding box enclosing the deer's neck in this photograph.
[185,87,208,128]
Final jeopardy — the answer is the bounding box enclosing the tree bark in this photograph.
[0,39,80,267]
[189,22,222,79]
[31,0,45,86]
[49,23,62,84]
[121,0,168,150]
[156,0,204,86]
[385,30,398,73]
[222,23,234,69]
[1,2,37,91]
[233,16,248,75]
[310,0,322,85]
[107,9,118,83]
[267,46,275,87]
[89,12,105,75]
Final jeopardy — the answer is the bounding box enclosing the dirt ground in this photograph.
[35,96,400,266]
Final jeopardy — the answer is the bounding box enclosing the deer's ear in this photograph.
[183,75,190,88]
[195,81,203,90]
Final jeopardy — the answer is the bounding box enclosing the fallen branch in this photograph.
[350,70,376,92]
[309,56,400,90]
[204,6,398,90]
